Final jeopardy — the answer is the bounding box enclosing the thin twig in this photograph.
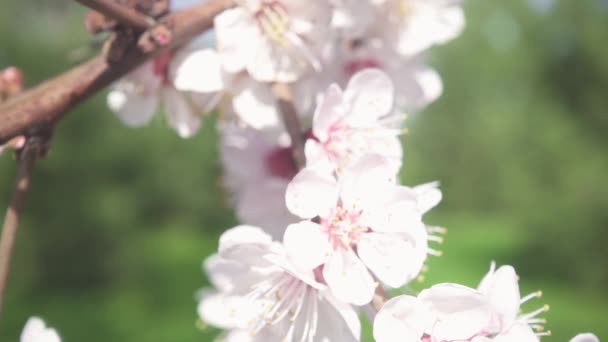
[75,0,155,32]
[372,284,389,312]
[0,0,235,145]
[0,143,39,320]
[272,83,306,169]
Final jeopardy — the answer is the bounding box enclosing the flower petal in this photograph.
[312,83,345,142]
[373,295,433,342]
[284,221,329,271]
[570,333,600,342]
[323,249,376,305]
[162,88,201,138]
[285,167,338,219]
[419,283,491,341]
[343,68,394,127]
[358,232,418,288]
[171,48,227,93]
[214,8,258,73]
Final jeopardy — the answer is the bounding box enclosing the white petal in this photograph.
[162,88,201,138]
[478,264,521,332]
[339,154,397,211]
[570,333,600,342]
[284,221,330,270]
[492,323,540,342]
[285,167,338,219]
[358,232,417,288]
[321,292,362,341]
[247,35,309,83]
[312,84,345,142]
[419,283,491,341]
[343,69,394,127]
[231,79,281,130]
[412,181,442,214]
[20,317,61,342]
[107,89,158,127]
[214,8,258,73]
[323,249,376,305]
[218,225,273,256]
[171,48,226,93]
[373,295,433,342]
[197,291,255,329]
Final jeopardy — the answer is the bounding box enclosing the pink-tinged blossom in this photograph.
[20,317,61,342]
[304,69,405,174]
[220,125,299,239]
[214,0,332,83]
[373,264,550,342]
[284,154,441,305]
[198,226,361,341]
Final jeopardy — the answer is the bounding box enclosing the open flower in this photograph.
[198,226,361,341]
[20,317,61,342]
[214,0,332,83]
[373,263,549,342]
[284,154,440,305]
[305,69,405,174]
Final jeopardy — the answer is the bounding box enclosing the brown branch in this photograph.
[372,285,389,312]
[76,0,155,32]
[272,83,306,169]
[0,142,39,320]
[0,0,235,145]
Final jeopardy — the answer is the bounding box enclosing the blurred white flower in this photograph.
[214,0,332,82]
[20,317,61,342]
[284,154,440,305]
[198,226,361,341]
[220,124,299,239]
[372,0,466,56]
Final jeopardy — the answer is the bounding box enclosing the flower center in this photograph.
[344,58,384,77]
[153,51,174,86]
[320,206,368,250]
[255,2,290,47]
[265,146,297,179]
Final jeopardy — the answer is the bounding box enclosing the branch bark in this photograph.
[273,83,306,169]
[76,0,155,31]
[0,143,39,320]
[0,0,235,145]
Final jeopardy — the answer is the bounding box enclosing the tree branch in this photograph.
[75,0,155,32]
[0,0,235,145]
[273,83,306,169]
[0,141,40,320]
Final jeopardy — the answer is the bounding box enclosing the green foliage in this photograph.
[1,0,607,340]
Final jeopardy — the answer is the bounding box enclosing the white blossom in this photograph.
[284,154,440,305]
[373,263,549,342]
[199,226,361,341]
[214,0,332,83]
[20,317,61,342]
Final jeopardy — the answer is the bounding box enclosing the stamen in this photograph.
[520,291,542,304]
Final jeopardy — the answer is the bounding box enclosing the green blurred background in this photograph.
[1,0,607,340]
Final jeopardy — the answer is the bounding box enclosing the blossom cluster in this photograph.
[13,0,601,341]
